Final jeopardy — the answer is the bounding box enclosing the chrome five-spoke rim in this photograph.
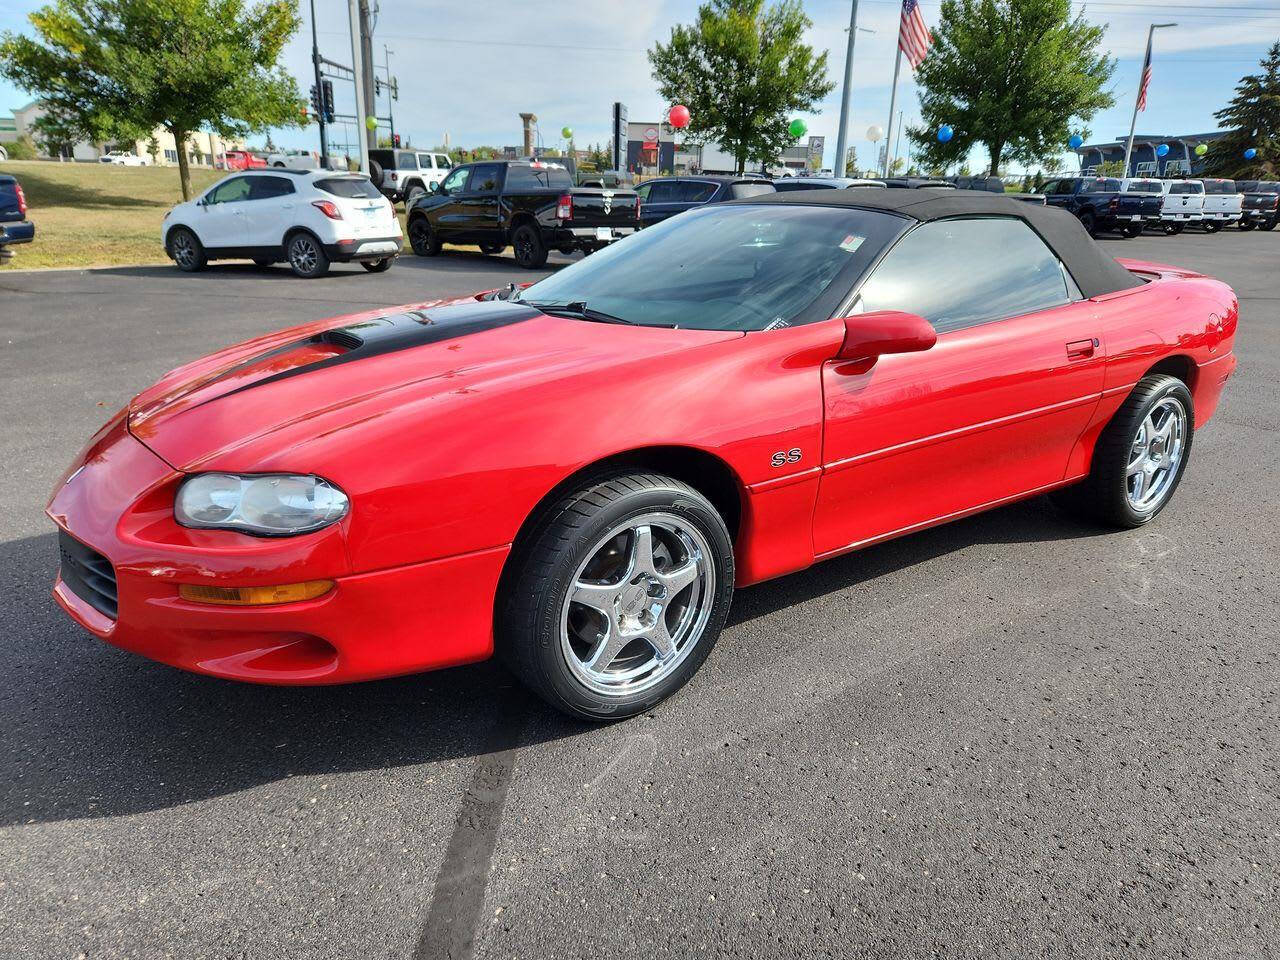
[172,232,195,267]
[290,236,318,273]
[560,513,715,697]
[1127,397,1186,511]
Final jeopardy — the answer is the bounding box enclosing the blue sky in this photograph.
[2,0,1276,172]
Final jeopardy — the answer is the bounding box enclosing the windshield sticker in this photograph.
[839,234,866,253]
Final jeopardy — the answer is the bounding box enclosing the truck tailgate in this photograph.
[569,189,639,227]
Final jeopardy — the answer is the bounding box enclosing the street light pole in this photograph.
[347,0,370,173]
[1122,22,1176,177]
[309,0,328,166]
[833,0,861,179]
[383,45,395,145]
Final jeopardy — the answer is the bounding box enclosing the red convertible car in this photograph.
[48,191,1238,719]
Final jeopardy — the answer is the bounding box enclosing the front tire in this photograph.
[1202,220,1221,234]
[408,216,441,256]
[1240,219,1257,231]
[168,227,206,272]
[285,232,329,278]
[511,223,548,269]
[1054,374,1193,528]
[499,473,735,720]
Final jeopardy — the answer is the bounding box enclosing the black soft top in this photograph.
[733,187,1143,298]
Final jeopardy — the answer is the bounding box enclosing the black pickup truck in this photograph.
[1238,180,1280,231]
[0,174,34,260]
[1039,176,1158,238]
[406,160,640,268]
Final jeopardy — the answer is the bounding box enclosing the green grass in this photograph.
[1,160,224,269]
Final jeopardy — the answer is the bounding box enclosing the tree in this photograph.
[146,135,160,165]
[1203,41,1280,179]
[649,0,833,174]
[905,0,1114,176]
[0,0,306,199]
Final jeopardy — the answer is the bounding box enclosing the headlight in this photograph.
[175,473,349,536]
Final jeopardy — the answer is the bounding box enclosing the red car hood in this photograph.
[128,296,741,471]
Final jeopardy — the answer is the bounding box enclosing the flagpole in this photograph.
[883,43,904,177]
[1122,22,1176,178]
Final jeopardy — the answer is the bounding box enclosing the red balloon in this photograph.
[668,104,690,129]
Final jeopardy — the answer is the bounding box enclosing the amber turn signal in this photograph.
[178,580,335,606]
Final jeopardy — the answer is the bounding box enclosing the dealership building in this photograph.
[1076,130,1228,177]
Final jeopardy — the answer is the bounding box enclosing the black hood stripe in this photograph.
[210,301,542,401]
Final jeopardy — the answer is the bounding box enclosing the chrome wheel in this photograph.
[1126,397,1187,512]
[289,236,318,274]
[560,512,715,698]
[171,231,196,268]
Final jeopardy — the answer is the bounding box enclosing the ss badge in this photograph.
[771,448,802,468]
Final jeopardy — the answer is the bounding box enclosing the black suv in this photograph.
[634,176,774,227]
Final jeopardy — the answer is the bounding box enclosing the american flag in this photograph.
[899,0,933,69]
[1136,41,1154,111]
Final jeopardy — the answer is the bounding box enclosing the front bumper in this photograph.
[324,234,403,263]
[47,413,506,685]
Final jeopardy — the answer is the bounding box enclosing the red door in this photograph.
[810,216,1106,558]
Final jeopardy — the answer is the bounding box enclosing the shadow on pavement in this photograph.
[2,494,1103,827]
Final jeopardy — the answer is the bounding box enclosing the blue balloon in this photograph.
[1245,147,1258,160]
[937,124,954,143]
[1068,134,1083,150]
[1156,143,1169,158]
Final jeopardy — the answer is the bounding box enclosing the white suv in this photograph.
[162,170,402,278]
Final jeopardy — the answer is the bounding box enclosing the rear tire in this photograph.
[405,183,426,206]
[1079,211,1097,237]
[498,473,735,720]
[1122,224,1142,238]
[1053,374,1194,528]
[512,223,548,269]
[1202,221,1221,234]
[1240,219,1257,231]
[408,216,441,256]
[360,258,392,272]
[1163,222,1184,235]
[285,231,329,278]
[168,227,206,272]
[1261,218,1277,232]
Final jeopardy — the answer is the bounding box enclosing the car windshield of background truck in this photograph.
[517,203,905,331]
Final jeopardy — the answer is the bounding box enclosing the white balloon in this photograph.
[866,125,884,142]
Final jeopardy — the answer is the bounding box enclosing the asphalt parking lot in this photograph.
[1,230,1277,959]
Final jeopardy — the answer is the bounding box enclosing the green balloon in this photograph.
[365,115,377,131]
[788,118,807,139]
[561,126,573,139]
[1195,143,1208,156]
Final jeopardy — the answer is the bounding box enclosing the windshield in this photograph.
[517,203,906,331]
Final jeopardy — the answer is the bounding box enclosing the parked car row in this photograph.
[0,173,34,259]
[1038,175,1261,237]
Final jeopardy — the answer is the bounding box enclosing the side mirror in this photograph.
[837,310,936,359]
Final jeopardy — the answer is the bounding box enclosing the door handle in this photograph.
[282,203,294,210]
[1066,338,1098,360]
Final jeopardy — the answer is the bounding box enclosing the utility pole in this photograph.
[383,45,396,145]
[309,0,328,166]
[347,0,370,173]
[833,0,861,179]
[358,0,377,149]
[1122,22,1176,178]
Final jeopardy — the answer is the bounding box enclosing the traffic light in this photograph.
[393,134,401,148]
[321,80,335,123]
[308,84,321,117]
[374,77,382,97]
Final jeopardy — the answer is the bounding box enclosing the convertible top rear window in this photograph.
[517,203,907,331]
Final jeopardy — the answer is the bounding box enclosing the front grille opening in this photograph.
[58,531,118,620]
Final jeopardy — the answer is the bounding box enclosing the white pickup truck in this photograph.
[1199,178,1243,233]
[1157,180,1205,235]
[267,150,320,170]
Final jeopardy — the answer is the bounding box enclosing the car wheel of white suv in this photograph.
[286,231,330,279]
